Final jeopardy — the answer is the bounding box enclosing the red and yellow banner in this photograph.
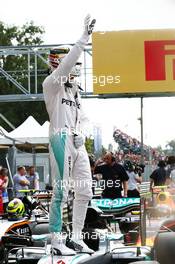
[92,29,175,94]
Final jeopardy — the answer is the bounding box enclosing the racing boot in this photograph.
[66,239,94,254]
[51,232,76,255]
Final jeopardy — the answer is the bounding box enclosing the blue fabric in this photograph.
[49,133,66,232]
[2,190,9,203]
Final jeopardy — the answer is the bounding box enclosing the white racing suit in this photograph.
[43,39,93,238]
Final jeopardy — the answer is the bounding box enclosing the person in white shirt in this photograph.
[13,166,30,198]
[124,161,142,197]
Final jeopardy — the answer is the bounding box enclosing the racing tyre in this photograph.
[154,232,175,264]
[159,218,175,232]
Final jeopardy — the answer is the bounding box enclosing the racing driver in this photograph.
[43,15,95,255]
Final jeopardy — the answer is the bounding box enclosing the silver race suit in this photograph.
[43,39,93,235]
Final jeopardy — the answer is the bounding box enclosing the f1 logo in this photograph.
[144,40,175,81]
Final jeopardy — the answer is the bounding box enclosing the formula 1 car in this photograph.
[91,197,142,245]
[146,185,175,219]
[0,190,51,263]
[0,196,152,264]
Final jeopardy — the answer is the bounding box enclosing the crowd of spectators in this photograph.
[113,128,162,164]
[0,165,39,213]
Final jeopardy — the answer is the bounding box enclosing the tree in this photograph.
[165,140,175,155]
[85,137,94,154]
[0,21,49,130]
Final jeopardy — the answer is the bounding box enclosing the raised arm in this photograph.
[43,15,93,92]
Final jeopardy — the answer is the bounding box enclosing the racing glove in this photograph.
[79,14,96,45]
[74,133,85,149]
